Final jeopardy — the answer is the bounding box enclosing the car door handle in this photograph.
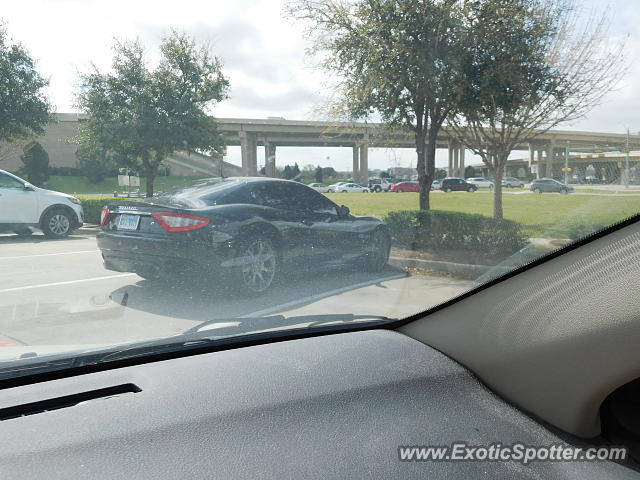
[300,219,314,226]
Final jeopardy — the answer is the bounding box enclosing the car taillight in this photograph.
[100,208,112,226]
[152,212,211,232]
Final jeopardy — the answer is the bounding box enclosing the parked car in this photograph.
[585,175,599,184]
[335,183,369,193]
[97,178,390,294]
[440,177,478,193]
[530,178,574,194]
[0,169,84,238]
[308,183,329,193]
[466,177,494,189]
[390,181,420,193]
[368,178,393,192]
[502,177,525,188]
[326,182,349,192]
[431,180,441,190]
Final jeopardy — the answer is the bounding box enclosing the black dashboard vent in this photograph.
[0,384,141,421]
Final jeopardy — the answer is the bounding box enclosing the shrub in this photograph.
[384,210,528,255]
[78,197,142,224]
[49,166,81,176]
[21,142,50,186]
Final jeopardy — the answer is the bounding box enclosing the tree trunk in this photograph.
[415,129,430,210]
[492,158,507,220]
[146,172,155,198]
[142,151,158,198]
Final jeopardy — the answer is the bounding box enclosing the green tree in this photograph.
[77,31,230,197]
[321,166,336,179]
[464,166,476,178]
[21,141,49,186]
[450,0,624,218]
[282,165,293,179]
[291,163,301,179]
[0,24,52,147]
[288,0,464,210]
[435,168,447,180]
[315,165,323,183]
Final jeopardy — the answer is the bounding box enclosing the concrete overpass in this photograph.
[3,113,638,183]
[216,118,640,182]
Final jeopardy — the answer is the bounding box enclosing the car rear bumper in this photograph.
[97,232,235,278]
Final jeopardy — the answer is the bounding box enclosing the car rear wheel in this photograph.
[373,186,381,192]
[237,236,278,295]
[397,188,404,193]
[444,188,452,193]
[560,189,569,195]
[328,189,334,193]
[365,229,390,272]
[41,209,73,238]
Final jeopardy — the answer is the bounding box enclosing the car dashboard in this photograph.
[0,330,635,479]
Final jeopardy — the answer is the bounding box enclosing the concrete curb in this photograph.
[388,256,512,277]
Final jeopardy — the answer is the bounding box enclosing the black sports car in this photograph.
[97,177,391,294]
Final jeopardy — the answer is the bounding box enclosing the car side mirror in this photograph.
[23,183,35,191]
[339,205,350,216]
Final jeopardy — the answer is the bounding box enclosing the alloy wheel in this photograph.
[49,214,70,235]
[241,238,277,293]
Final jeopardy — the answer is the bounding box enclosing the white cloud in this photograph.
[1,0,638,170]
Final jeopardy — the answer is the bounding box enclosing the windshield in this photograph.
[0,0,638,380]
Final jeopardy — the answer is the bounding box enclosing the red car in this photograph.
[390,181,420,193]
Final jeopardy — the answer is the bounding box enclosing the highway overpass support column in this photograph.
[359,141,369,184]
[453,143,460,177]
[537,149,545,178]
[459,146,466,177]
[448,140,454,177]
[352,145,360,183]
[547,140,555,179]
[240,130,258,176]
[264,141,276,177]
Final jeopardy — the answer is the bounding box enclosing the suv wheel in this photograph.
[467,187,475,192]
[373,185,381,192]
[444,187,452,193]
[533,187,542,194]
[41,209,73,238]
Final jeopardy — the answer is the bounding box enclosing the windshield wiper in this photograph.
[98,314,395,363]
[0,314,395,384]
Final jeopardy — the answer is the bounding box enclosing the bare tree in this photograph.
[449,0,626,219]
[0,141,26,167]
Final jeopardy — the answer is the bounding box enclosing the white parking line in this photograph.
[0,250,99,261]
[244,272,408,318]
[0,274,137,294]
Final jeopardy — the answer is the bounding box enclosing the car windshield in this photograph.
[0,0,638,380]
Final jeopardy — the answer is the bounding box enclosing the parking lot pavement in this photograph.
[0,233,472,348]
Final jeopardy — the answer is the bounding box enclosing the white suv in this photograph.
[0,169,84,237]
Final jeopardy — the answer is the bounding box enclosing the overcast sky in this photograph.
[3,0,639,171]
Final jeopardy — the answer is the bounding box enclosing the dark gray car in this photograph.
[530,178,574,194]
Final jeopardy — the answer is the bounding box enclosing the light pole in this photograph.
[564,141,570,185]
[625,129,630,189]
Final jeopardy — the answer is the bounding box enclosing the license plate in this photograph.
[117,214,140,231]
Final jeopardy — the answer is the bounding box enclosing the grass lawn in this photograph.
[326,191,640,238]
[45,175,202,195]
